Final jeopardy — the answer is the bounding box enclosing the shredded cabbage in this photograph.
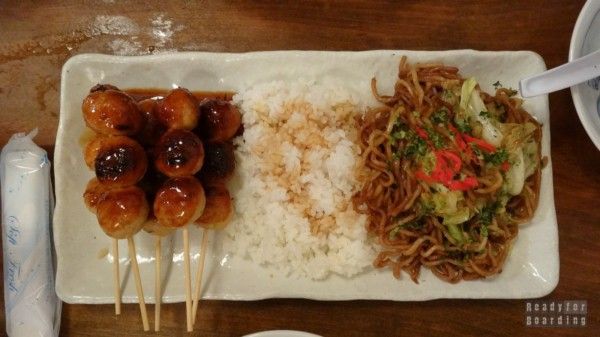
[447,223,465,243]
[523,139,539,178]
[458,77,478,118]
[444,208,471,227]
[502,122,537,151]
[505,148,525,195]
[458,78,503,146]
[423,190,472,227]
[502,122,538,195]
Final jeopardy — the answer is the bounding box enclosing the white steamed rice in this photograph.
[223,79,376,280]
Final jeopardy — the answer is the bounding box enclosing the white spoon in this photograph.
[519,49,600,98]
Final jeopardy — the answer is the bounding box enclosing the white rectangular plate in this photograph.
[54,50,558,303]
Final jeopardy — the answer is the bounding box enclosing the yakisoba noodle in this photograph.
[353,56,544,283]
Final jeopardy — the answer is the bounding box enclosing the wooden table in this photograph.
[1,1,598,336]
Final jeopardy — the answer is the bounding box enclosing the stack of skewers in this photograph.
[81,84,241,332]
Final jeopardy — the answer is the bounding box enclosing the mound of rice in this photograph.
[223,79,376,280]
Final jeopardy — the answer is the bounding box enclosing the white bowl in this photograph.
[570,0,600,150]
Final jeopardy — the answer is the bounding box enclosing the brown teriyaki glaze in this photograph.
[154,129,205,177]
[197,141,235,185]
[93,136,147,187]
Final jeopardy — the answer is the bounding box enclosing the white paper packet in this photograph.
[0,130,61,337]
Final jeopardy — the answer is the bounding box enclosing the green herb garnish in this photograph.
[483,148,508,166]
[479,201,500,226]
[456,119,472,133]
[493,81,502,89]
[389,219,424,240]
[426,127,445,149]
[393,117,405,129]
[403,131,428,157]
[432,109,449,124]
[391,130,407,140]
[442,89,454,100]
[480,223,489,238]
[388,201,434,240]
[389,119,409,144]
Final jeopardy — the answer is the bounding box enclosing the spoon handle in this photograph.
[519,49,600,98]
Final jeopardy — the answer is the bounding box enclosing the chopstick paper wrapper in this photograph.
[0,130,61,337]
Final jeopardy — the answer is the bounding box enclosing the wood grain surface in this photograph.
[1,1,599,336]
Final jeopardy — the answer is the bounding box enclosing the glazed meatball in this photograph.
[136,98,166,146]
[82,89,143,135]
[83,177,110,213]
[154,88,199,130]
[194,184,233,230]
[153,176,206,228]
[94,136,148,187]
[196,99,241,142]
[197,141,235,185]
[154,129,204,177]
[96,186,149,239]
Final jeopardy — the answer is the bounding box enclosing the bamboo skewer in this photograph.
[192,229,209,325]
[112,239,121,315]
[183,227,193,332]
[128,236,150,331]
[154,236,162,331]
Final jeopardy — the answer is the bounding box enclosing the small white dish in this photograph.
[570,0,600,151]
[54,50,558,304]
[243,330,321,337]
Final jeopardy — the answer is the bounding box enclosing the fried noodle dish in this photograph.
[353,56,545,283]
